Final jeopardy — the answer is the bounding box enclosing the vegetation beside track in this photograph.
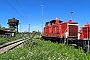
[0,38,90,60]
[0,32,27,45]
[0,37,17,45]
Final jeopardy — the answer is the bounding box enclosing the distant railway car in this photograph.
[81,24,90,40]
[76,24,90,50]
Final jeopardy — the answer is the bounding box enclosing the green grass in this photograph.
[0,37,17,45]
[0,39,90,60]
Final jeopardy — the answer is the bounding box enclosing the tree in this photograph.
[37,30,41,35]
[31,30,41,36]
[0,23,2,29]
[0,23,5,29]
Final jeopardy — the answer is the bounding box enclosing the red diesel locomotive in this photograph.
[42,18,90,51]
[42,18,90,43]
[43,18,79,44]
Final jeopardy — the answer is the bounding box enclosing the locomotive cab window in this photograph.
[45,22,49,26]
[50,20,55,25]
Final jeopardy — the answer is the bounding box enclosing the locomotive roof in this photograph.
[82,24,90,27]
[84,24,90,26]
[50,20,63,23]
[68,20,78,24]
[69,22,78,24]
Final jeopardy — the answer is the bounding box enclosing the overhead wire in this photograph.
[10,0,13,3]
[15,0,31,32]
[5,0,28,23]
[16,0,30,21]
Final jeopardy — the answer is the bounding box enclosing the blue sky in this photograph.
[0,0,90,32]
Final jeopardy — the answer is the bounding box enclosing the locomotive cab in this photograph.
[50,18,63,37]
[44,22,49,36]
[43,18,79,44]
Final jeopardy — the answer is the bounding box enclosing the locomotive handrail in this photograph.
[68,24,78,25]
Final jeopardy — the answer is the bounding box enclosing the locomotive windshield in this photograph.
[50,20,63,25]
[50,20,56,25]
[45,22,49,26]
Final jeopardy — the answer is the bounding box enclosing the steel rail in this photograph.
[0,38,28,54]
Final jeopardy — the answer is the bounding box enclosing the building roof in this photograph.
[1,28,15,30]
[1,28,15,32]
[0,30,15,34]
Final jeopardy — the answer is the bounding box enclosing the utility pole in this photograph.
[41,5,44,35]
[70,11,73,20]
[28,24,30,38]
[20,23,21,33]
[0,22,1,29]
[28,24,30,32]
[87,22,89,39]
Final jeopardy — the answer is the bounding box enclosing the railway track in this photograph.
[0,37,28,54]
